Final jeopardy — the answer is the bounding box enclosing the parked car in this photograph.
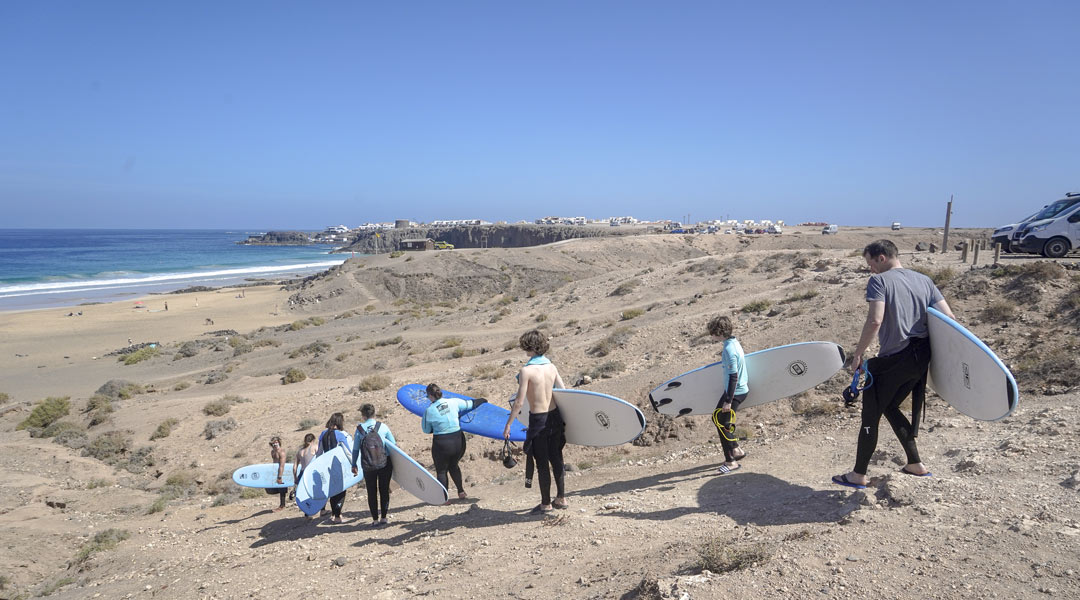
[434,241,455,250]
[822,224,839,235]
[767,225,783,234]
[1015,193,1080,258]
[992,208,1044,252]
[891,222,902,230]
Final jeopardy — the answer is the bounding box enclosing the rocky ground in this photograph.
[0,226,1077,599]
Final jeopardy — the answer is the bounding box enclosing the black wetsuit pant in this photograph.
[527,408,566,506]
[854,337,930,475]
[363,462,394,521]
[713,393,747,463]
[431,430,466,494]
[265,486,286,507]
[329,491,345,518]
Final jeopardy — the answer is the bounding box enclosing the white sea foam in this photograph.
[0,259,345,298]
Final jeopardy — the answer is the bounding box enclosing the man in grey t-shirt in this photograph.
[833,239,957,490]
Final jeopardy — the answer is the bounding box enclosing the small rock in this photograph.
[333,556,348,567]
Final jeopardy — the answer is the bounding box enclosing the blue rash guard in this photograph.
[421,397,475,435]
[351,418,397,467]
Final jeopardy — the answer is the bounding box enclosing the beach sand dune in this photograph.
[0,226,1077,599]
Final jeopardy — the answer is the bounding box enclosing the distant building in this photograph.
[431,219,490,227]
[400,238,435,251]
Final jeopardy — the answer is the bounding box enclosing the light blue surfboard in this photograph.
[396,384,527,442]
[232,463,294,489]
[385,440,448,505]
[927,307,1018,421]
[649,341,846,416]
[294,445,363,516]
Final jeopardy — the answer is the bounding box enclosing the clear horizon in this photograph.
[2,2,1077,230]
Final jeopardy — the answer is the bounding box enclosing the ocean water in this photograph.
[0,229,348,311]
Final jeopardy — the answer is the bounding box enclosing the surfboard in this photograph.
[396,384,527,442]
[384,440,448,505]
[294,444,363,516]
[649,341,846,416]
[926,307,1018,420]
[231,463,294,489]
[514,389,646,446]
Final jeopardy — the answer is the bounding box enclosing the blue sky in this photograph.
[1,1,1077,229]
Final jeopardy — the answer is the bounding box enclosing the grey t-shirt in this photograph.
[865,268,945,357]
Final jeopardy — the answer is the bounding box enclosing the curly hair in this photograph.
[425,383,443,400]
[707,315,734,339]
[519,329,549,356]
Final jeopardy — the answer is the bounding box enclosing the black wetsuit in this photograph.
[854,336,930,474]
[363,462,394,521]
[526,407,566,506]
[431,430,466,494]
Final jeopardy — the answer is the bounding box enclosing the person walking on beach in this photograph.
[707,316,749,475]
[316,413,352,523]
[833,239,956,489]
[351,403,396,526]
[422,383,486,502]
[267,436,288,512]
[293,433,317,485]
[504,329,568,514]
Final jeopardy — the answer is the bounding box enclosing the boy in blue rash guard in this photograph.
[422,383,486,502]
[708,316,749,475]
[316,412,352,523]
[504,329,568,513]
[351,403,397,526]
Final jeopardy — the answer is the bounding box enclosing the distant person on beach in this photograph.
[293,433,317,484]
[422,383,485,503]
[267,436,287,512]
[351,403,396,526]
[833,239,956,490]
[504,329,567,514]
[708,315,749,475]
[164,301,168,311]
[316,412,352,523]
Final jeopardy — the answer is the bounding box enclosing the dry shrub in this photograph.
[741,300,771,314]
[780,288,819,304]
[981,300,1018,323]
[16,397,70,431]
[697,539,773,574]
[95,380,144,400]
[722,256,750,271]
[202,399,232,416]
[436,337,463,349]
[585,361,625,379]
[752,253,791,274]
[470,364,504,380]
[357,374,391,392]
[203,417,238,440]
[621,308,645,321]
[910,266,957,287]
[150,418,180,441]
[282,368,307,385]
[589,326,633,357]
[685,259,723,276]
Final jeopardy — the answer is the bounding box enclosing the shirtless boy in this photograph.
[504,329,567,513]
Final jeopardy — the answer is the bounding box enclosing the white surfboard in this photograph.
[232,463,294,489]
[295,444,363,516]
[385,440,448,505]
[514,389,646,446]
[649,341,846,416]
[926,307,1018,421]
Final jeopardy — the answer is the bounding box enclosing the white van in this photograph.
[891,222,902,230]
[821,224,838,235]
[1016,193,1080,258]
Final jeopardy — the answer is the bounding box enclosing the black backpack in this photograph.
[359,422,388,471]
[320,429,338,453]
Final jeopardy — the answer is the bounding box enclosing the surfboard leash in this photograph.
[842,360,873,407]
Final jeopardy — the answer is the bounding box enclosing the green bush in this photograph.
[36,420,84,439]
[288,320,308,331]
[741,300,771,314]
[610,279,640,296]
[150,418,180,441]
[357,374,391,392]
[780,289,820,304]
[436,337,463,349]
[451,347,466,359]
[75,529,130,564]
[121,346,159,365]
[95,379,144,400]
[85,395,114,426]
[254,338,282,348]
[173,381,191,391]
[16,396,70,431]
[282,368,307,385]
[621,308,645,321]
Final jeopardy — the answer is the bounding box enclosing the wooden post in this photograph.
[960,240,969,262]
[942,196,953,253]
[994,243,1001,264]
[973,242,980,265]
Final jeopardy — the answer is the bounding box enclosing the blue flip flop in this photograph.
[832,474,867,489]
[899,467,933,477]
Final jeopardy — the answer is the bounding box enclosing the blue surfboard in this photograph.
[927,307,1018,421]
[294,445,363,516]
[396,384,527,442]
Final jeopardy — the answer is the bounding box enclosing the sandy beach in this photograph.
[0,227,1077,599]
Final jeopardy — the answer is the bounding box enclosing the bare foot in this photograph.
[333,517,343,524]
[272,506,285,513]
[552,498,568,509]
[530,504,554,514]
[457,491,468,500]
